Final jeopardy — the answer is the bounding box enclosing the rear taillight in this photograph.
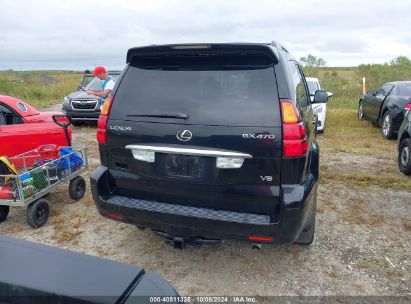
[281,99,308,157]
[106,212,123,221]
[248,235,274,242]
[97,115,108,144]
[97,96,114,144]
[405,103,411,110]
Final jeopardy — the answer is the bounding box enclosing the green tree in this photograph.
[389,56,411,66]
[358,56,411,91]
[300,54,327,68]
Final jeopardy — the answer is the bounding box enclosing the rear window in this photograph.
[111,57,280,127]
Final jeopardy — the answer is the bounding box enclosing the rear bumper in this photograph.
[91,166,317,244]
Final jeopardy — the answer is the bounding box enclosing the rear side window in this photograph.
[377,84,393,96]
[398,84,411,96]
[289,61,309,109]
[111,57,280,127]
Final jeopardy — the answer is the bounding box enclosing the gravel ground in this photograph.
[1,105,410,297]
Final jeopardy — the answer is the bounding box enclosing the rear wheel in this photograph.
[295,193,317,245]
[0,205,9,223]
[381,112,394,139]
[399,138,411,175]
[358,101,365,120]
[69,176,86,200]
[27,199,49,228]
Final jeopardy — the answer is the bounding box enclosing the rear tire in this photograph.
[295,193,317,245]
[381,112,394,139]
[0,205,9,223]
[27,199,49,228]
[69,176,86,200]
[399,138,411,175]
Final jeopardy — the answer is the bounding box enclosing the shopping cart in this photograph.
[0,145,88,228]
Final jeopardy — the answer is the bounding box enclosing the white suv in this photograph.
[306,77,333,133]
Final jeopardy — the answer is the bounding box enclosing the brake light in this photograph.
[405,103,411,110]
[106,212,123,221]
[281,99,307,157]
[97,116,108,144]
[97,96,114,144]
[248,235,274,242]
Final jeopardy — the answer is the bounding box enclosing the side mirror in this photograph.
[327,91,333,97]
[312,90,328,104]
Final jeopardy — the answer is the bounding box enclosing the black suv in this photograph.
[91,43,328,247]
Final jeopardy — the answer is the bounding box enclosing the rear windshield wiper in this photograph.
[127,113,189,120]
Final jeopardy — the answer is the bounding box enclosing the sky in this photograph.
[1,0,410,70]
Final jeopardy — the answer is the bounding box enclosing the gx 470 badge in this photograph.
[242,134,275,139]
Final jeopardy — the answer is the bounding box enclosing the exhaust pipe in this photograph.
[251,243,262,250]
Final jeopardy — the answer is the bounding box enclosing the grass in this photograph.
[0,70,81,108]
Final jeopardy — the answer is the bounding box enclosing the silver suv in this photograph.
[62,70,121,125]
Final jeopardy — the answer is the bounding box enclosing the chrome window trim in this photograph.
[125,145,252,159]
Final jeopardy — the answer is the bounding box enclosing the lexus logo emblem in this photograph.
[176,130,193,142]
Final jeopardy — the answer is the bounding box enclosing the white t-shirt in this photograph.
[103,79,115,91]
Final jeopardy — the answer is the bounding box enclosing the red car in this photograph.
[0,96,71,157]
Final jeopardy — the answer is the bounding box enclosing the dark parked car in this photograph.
[62,70,121,124]
[397,105,411,175]
[358,81,411,139]
[91,42,328,248]
[0,236,178,303]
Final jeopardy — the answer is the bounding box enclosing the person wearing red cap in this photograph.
[86,66,116,105]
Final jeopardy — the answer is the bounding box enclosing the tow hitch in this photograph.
[153,230,221,249]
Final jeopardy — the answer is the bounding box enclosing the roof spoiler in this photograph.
[126,43,280,64]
